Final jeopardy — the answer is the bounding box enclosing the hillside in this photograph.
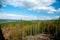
[0,18,60,40]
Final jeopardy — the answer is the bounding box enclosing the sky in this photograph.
[0,0,60,20]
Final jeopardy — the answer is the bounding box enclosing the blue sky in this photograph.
[0,0,60,20]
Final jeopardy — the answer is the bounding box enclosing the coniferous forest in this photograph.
[0,18,60,40]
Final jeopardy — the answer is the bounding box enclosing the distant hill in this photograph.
[0,19,20,24]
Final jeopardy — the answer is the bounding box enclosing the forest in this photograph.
[0,18,60,40]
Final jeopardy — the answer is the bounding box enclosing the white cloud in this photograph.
[2,0,57,13]
[56,8,60,13]
[0,13,38,20]
[50,8,60,13]
[4,0,55,6]
[0,12,60,20]
[37,16,60,20]
[29,6,57,13]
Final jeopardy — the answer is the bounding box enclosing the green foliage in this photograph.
[0,18,60,40]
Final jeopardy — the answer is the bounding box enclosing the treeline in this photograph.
[1,18,60,40]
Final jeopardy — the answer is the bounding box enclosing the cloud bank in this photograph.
[0,0,60,20]
[0,13,60,20]
[0,13,38,20]
[2,0,60,13]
